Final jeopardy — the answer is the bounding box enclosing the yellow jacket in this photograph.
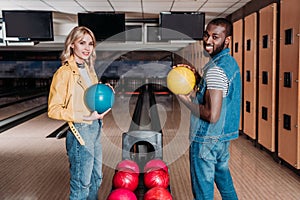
[48,56,98,124]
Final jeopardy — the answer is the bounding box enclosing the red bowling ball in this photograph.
[143,186,173,200]
[116,159,140,174]
[143,159,168,173]
[107,188,137,200]
[144,168,169,189]
[113,168,139,191]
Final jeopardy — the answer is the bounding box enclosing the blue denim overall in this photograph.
[189,48,241,200]
[66,119,103,200]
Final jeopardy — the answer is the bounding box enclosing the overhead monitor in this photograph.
[160,12,205,40]
[2,10,54,42]
[78,12,126,42]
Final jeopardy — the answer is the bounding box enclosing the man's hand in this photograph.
[173,64,201,86]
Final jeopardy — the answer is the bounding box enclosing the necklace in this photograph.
[76,62,85,69]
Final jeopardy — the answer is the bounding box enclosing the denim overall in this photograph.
[189,48,241,200]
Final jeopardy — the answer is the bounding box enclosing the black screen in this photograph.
[78,12,125,42]
[160,12,205,40]
[2,10,54,41]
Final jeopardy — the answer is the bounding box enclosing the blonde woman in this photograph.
[48,26,110,199]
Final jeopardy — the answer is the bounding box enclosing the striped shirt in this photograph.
[206,66,228,97]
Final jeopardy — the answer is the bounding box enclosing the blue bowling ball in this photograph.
[84,83,115,114]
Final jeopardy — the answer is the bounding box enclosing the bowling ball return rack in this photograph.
[115,84,171,199]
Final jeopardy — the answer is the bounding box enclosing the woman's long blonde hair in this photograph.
[60,26,97,67]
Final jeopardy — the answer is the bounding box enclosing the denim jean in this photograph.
[190,140,238,200]
[66,120,103,200]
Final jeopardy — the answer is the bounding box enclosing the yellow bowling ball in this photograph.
[167,66,196,95]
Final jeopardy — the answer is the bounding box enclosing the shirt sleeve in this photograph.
[206,66,229,97]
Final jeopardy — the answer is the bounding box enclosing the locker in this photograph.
[243,13,257,139]
[258,3,277,152]
[278,0,300,169]
[233,19,244,131]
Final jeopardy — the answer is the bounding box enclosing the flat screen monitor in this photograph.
[2,10,54,41]
[160,12,205,40]
[78,12,125,42]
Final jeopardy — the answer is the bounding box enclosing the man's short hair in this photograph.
[208,18,233,37]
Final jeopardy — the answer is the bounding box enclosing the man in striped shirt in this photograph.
[178,18,241,200]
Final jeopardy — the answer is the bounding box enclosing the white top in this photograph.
[78,66,92,87]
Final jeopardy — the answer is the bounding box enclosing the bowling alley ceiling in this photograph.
[0,0,252,18]
[0,0,252,50]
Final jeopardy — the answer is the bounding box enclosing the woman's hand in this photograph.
[83,108,111,121]
[105,83,115,94]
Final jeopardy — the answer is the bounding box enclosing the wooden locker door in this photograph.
[258,3,277,152]
[243,13,257,139]
[233,19,244,132]
[297,23,300,168]
[278,0,300,169]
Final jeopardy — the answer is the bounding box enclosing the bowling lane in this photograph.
[0,113,68,200]
[0,96,47,120]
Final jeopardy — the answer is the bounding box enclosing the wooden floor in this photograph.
[1,94,300,199]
